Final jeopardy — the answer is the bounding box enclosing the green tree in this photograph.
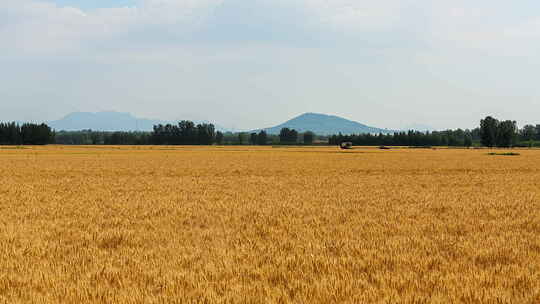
[279,128,290,143]
[0,122,52,145]
[257,130,268,145]
[215,131,224,145]
[249,133,258,145]
[196,123,215,145]
[521,125,536,147]
[179,120,196,144]
[303,131,315,145]
[480,116,498,147]
[238,133,246,145]
[289,129,298,144]
[279,128,299,144]
[464,132,473,148]
[90,131,102,145]
[496,120,517,148]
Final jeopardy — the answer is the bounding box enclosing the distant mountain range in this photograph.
[49,111,417,135]
[257,113,396,135]
[49,112,167,131]
[49,111,228,132]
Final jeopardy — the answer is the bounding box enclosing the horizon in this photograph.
[23,110,530,133]
[27,110,448,132]
[5,108,532,133]
[3,1,540,130]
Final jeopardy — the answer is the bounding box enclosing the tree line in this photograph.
[3,116,540,147]
[53,122,217,145]
[329,129,477,147]
[479,117,540,147]
[53,126,320,145]
[0,122,54,145]
[151,122,217,145]
[328,116,540,148]
[54,130,151,145]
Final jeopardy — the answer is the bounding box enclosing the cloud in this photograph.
[1,0,225,53]
[3,0,540,55]
[1,0,429,53]
[3,0,540,129]
[1,1,131,53]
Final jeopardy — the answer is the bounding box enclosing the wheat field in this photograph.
[1,145,540,303]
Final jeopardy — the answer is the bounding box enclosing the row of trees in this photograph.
[53,127,317,145]
[5,117,540,147]
[329,116,540,148]
[479,116,540,147]
[479,117,517,148]
[151,121,217,145]
[279,128,299,144]
[0,122,54,145]
[520,124,540,141]
[329,129,476,147]
[54,130,151,145]
[249,131,269,145]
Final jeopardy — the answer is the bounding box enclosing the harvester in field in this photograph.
[340,142,353,149]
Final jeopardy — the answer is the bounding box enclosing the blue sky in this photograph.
[3,0,540,130]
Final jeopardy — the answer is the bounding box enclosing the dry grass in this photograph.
[1,145,540,303]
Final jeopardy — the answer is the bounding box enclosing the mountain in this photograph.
[257,113,395,135]
[49,111,390,134]
[49,111,167,131]
[49,111,229,132]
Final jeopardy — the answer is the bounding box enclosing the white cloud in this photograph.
[1,0,424,54]
[2,0,540,54]
[3,0,540,129]
[1,0,228,53]
[1,1,128,53]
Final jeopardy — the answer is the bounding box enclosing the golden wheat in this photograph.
[1,145,539,303]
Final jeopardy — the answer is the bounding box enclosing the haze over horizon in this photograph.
[3,0,540,130]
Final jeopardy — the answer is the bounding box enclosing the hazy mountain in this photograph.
[49,111,229,132]
[257,113,395,135]
[49,112,166,131]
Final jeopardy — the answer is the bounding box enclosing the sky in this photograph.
[2,0,540,130]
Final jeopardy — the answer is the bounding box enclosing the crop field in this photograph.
[1,145,540,303]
